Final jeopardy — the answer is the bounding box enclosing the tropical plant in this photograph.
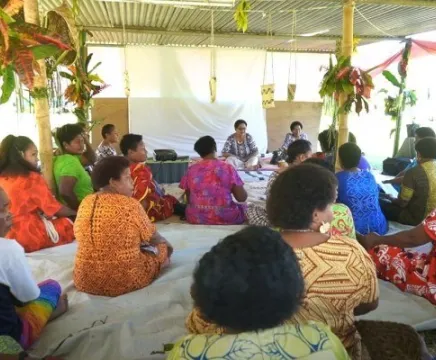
[234,0,250,33]
[381,39,414,156]
[0,0,72,104]
[60,31,107,125]
[319,55,374,116]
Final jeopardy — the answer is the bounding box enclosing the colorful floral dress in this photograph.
[0,172,74,253]
[169,322,350,360]
[130,163,178,222]
[180,159,246,225]
[370,209,436,305]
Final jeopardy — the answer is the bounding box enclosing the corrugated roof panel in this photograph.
[39,0,436,52]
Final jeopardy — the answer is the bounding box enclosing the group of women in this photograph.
[1,119,436,359]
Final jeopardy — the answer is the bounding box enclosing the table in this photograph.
[146,158,189,184]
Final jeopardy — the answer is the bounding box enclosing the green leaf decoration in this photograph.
[30,44,61,60]
[382,70,401,88]
[234,0,250,33]
[59,71,74,80]
[0,66,15,104]
[0,7,15,24]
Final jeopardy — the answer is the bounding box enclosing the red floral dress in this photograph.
[130,163,178,222]
[370,209,436,305]
[0,172,75,253]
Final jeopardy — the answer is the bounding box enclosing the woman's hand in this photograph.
[151,231,174,257]
[358,232,381,251]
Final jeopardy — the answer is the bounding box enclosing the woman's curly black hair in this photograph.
[0,135,38,176]
[192,226,305,332]
[194,136,217,158]
[92,156,130,190]
[54,123,83,151]
[267,164,337,230]
[287,139,312,164]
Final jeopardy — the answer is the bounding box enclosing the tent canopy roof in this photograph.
[40,0,436,52]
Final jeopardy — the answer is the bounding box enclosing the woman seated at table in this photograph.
[380,137,436,226]
[74,156,173,297]
[0,135,75,252]
[180,136,247,225]
[53,124,95,210]
[0,187,68,352]
[246,140,312,227]
[119,134,184,222]
[281,121,308,150]
[222,119,260,170]
[359,209,436,306]
[337,143,388,235]
[171,226,351,359]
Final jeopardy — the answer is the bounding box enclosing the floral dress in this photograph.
[180,159,246,225]
[370,209,436,305]
[130,163,178,222]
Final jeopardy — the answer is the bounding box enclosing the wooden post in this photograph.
[335,0,355,170]
[24,0,54,190]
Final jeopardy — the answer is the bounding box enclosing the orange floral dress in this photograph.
[130,163,178,222]
[0,172,74,253]
[73,193,169,297]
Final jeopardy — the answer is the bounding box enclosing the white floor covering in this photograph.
[25,180,436,359]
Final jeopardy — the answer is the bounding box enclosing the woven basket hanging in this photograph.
[261,51,275,109]
[209,11,217,103]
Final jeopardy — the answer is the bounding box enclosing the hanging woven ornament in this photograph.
[261,51,275,109]
[261,15,275,109]
[209,10,217,103]
[124,69,130,97]
[287,11,297,102]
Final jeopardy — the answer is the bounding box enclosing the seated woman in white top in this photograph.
[0,187,68,352]
[222,119,260,170]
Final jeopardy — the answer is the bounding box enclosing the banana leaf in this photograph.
[382,70,401,88]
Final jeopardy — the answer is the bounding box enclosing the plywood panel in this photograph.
[266,101,323,152]
[91,98,129,153]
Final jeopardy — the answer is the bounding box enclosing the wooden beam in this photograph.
[336,0,355,170]
[82,25,404,42]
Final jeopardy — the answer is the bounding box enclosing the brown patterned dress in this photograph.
[73,193,168,297]
[186,235,379,360]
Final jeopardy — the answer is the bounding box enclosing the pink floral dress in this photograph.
[180,159,246,225]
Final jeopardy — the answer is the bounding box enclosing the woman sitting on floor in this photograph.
[0,136,75,253]
[188,164,431,360]
[0,187,68,352]
[120,134,184,222]
[180,136,247,225]
[380,137,436,226]
[280,120,309,150]
[172,226,351,359]
[222,119,260,170]
[359,209,436,306]
[74,156,173,297]
[336,142,388,235]
[53,124,95,210]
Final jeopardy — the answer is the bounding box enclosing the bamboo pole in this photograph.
[335,0,355,171]
[24,0,54,191]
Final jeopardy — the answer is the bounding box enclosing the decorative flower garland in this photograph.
[320,56,374,115]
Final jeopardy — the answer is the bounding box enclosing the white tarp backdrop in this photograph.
[126,46,268,156]
[88,45,330,156]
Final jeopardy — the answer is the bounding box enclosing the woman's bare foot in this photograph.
[49,294,69,322]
